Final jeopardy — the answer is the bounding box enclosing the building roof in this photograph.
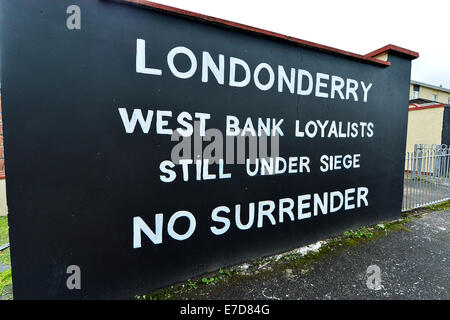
[409,98,445,111]
[411,80,450,94]
[410,98,437,105]
[365,44,419,60]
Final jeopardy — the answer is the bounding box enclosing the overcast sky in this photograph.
[148,0,450,89]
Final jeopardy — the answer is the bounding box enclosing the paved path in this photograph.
[182,210,450,300]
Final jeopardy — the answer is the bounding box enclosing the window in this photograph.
[448,97,450,105]
[413,84,420,99]
[432,94,438,101]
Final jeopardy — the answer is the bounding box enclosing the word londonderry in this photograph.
[136,39,373,102]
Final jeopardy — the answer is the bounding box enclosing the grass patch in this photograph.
[0,269,12,296]
[343,227,374,239]
[0,216,12,299]
[0,216,11,267]
[0,247,10,266]
[138,268,235,300]
[0,216,9,245]
[427,201,450,211]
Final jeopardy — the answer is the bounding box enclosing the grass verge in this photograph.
[0,216,12,299]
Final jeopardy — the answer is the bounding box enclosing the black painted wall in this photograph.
[1,0,413,298]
